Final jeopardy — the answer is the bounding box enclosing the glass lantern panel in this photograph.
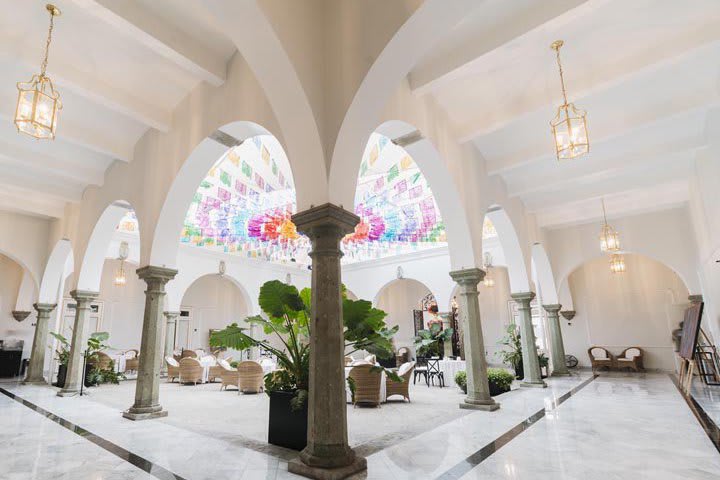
[35,92,55,131]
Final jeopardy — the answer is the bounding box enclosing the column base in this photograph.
[460,400,500,411]
[57,388,80,397]
[551,371,571,377]
[520,380,547,388]
[22,378,48,386]
[123,408,168,421]
[288,456,367,480]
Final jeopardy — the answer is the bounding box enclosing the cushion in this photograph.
[218,358,232,370]
[591,347,608,359]
[624,348,641,359]
[166,356,179,367]
[398,361,415,376]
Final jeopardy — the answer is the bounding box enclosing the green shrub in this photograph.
[230,360,239,369]
[454,370,467,392]
[487,368,514,390]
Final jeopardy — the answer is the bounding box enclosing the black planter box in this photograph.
[268,390,308,451]
[514,360,524,380]
[54,364,67,387]
[489,381,510,397]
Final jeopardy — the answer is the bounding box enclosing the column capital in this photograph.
[449,267,486,286]
[542,304,562,314]
[11,310,31,322]
[33,303,57,314]
[689,294,703,303]
[292,203,359,237]
[136,265,178,284]
[511,291,536,304]
[560,310,576,321]
[163,311,181,319]
[70,290,99,302]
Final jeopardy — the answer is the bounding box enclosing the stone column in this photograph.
[543,304,569,376]
[511,292,546,388]
[288,204,366,480]
[450,268,499,411]
[58,290,99,397]
[123,266,177,421]
[24,303,57,384]
[162,311,179,374]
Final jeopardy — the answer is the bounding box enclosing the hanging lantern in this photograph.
[550,40,589,160]
[599,199,620,252]
[483,252,495,287]
[15,4,63,140]
[114,241,129,287]
[609,254,626,274]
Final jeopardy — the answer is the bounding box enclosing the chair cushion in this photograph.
[166,356,179,367]
[398,361,415,376]
[217,358,232,370]
[623,348,641,359]
[591,347,608,359]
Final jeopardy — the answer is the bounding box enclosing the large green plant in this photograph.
[413,322,453,357]
[497,324,523,371]
[49,332,71,365]
[210,280,399,409]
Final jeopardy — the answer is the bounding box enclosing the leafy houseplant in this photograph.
[454,370,467,393]
[497,324,523,379]
[487,368,514,396]
[210,280,398,450]
[50,331,118,387]
[414,323,454,358]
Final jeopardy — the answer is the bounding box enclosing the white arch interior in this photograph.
[38,239,74,304]
[530,243,559,305]
[486,206,530,293]
[373,278,435,354]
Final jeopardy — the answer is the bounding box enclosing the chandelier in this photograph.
[609,254,626,274]
[114,241,129,287]
[483,252,495,287]
[599,199,620,252]
[15,4,62,140]
[550,40,589,160]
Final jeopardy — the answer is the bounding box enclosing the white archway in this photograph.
[38,239,74,304]
[486,206,530,293]
[531,243,559,305]
[166,266,254,316]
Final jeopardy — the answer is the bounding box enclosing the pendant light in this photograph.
[114,242,129,287]
[609,254,626,274]
[599,198,620,252]
[15,4,63,140]
[483,252,495,288]
[550,40,589,160]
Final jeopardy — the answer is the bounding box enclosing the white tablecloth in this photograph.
[438,359,465,383]
[198,356,216,383]
[344,366,386,403]
[109,353,126,373]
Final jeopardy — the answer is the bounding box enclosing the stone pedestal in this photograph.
[58,290,99,397]
[123,266,177,421]
[450,268,499,411]
[511,292,546,388]
[24,303,57,385]
[543,304,570,376]
[288,204,365,480]
[162,311,179,375]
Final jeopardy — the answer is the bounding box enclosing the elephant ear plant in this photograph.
[210,280,400,410]
[414,322,454,358]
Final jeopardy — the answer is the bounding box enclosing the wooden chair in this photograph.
[588,347,614,373]
[166,356,180,382]
[237,360,264,394]
[616,347,644,372]
[413,357,429,385]
[179,357,203,385]
[386,361,415,402]
[218,359,240,391]
[426,358,445,387]
[124,349,139,373]
[349,364,382,407]
[181,349,198,359]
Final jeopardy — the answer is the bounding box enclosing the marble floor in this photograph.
[0,372,717,479]
[692,379,720,430]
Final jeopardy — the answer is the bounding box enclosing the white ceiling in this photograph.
[412,0,720,227]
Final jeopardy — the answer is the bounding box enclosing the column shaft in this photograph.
[450,268,499,411]
[543,304,569,376]
[511,292,546,387]
[123,266,177,421]
[24,303,57,384]
[289,204,366,479]
[162,311,179,374]
[58,290,98,396]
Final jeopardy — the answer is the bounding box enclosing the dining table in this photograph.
[438,358,466,384]
[198,355,217,383]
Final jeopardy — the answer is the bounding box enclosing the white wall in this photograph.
[0,254,35,357]
[96,259,146,351]
[564,254,688,371]
[477,266,514,365]
[374,279,431,353]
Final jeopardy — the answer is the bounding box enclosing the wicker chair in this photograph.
[395,347,409,367]
[218,359,240,391]
[349,364,382,407]
[166,356,180,382]
[616,347,644,372]
[179,357,203,385]
[386,361,415,402]
[124,349,139,373]
[208,358,224,383]
[237,360,264,394]
[88,351,113,371]
[588,347,614,373]
[181,349,198,359]
[344,355,353,366]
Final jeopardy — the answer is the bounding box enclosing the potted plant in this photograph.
[487,368,514,396]
[497,324,523,379]
[210,280,398,451]
[538,352,549,379]
[454,370,467,393]
[49,332,70,387]
[50,331,114,387]
[414,323,454,359]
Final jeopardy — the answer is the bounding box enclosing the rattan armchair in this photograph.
[386,361,415,402]
[349,364,382,407]
[124,349,139,373]
[395,347,409,367]
[166,356,180,382]
[181,349,198,359]
[616,347,644,372]
[588,346,614,373]
[89,351,113,371]
[179,357,203,385]
[344,355,353,366]
[218,359,240,391]
[237,360,264,394]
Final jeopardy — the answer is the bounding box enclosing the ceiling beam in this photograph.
[70,0,226,87]
[409,0,592,95]
[0,164,84,202]
[0,191,67,219]
[0,145,104,186]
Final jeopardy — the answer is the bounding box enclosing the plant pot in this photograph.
[268,390,308,451]
[489,381,510,397]
[84,363,98,387]
[54,364,67,388]
[513,360,524,380]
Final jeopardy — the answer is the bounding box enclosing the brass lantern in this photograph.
[15,4,62,140]
[114,241,129,287]
[483,252,495,287]
[550,40,589,160]
[599,199,620,253]
[609,254,626,274]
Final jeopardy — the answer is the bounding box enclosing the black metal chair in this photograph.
[413,356,428,385]
[426,358,445,387]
